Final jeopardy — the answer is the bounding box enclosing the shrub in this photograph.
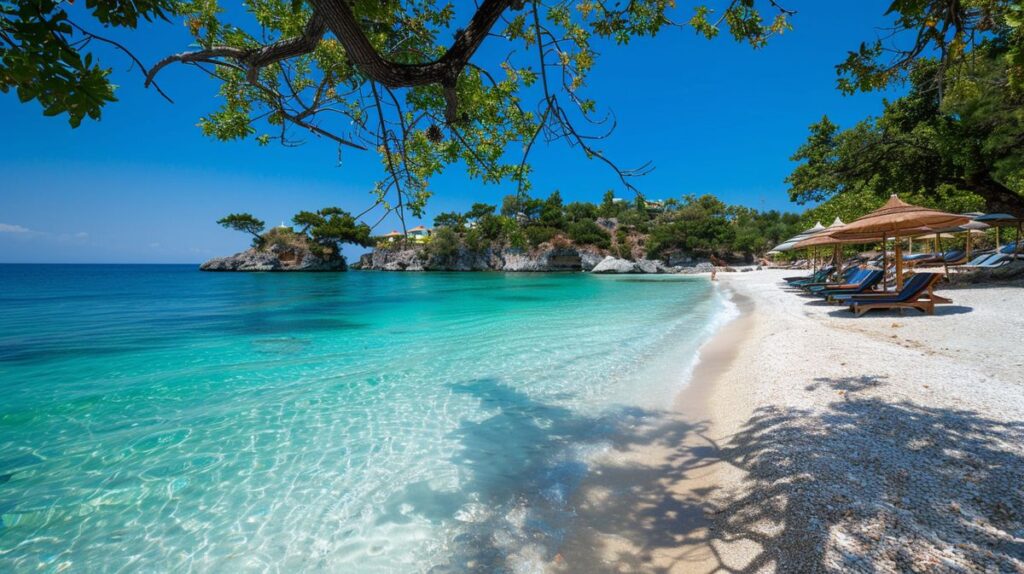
[476,214,504,240]
[464,227,488,252]
[425,227,460,261]
[567,220,610,249]
[525,225,559,247]
[504,226,528,250]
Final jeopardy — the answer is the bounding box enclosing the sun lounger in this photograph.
[804,267,869,293]
[967,254,1011,268]
[941,249,966,265]
[816,269,884,300]
[903,253,935,262]
[841,273,948,316]
[785,266,835,286]
[909,249,967,268]
[904,253,941,267]
[958,252,995,267]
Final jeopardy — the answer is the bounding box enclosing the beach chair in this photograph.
[962,253,1011,269]
[803,267,868,293]
[904,253,941,267]
[841,273,948,316]
[941,249,966,265]
[816,269,884,300]
[785,266,835,286]
[958,252,995,267]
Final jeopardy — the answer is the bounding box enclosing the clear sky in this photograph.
[1,1,901,263]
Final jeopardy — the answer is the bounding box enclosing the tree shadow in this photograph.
[378,377,1024,573]
[804,375,888,393]
[378,378,715,573]
[563,376,1024,573]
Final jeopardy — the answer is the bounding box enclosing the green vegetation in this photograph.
[424,191,802,261]
[788,17,1024,217]
[9,0,1018,218]
[218,207,372,256]
[217,213,266,248]
[567,220,610,250]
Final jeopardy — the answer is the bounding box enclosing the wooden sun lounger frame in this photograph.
[846,274,950,317]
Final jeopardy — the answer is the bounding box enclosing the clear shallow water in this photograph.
[0,265,730,573]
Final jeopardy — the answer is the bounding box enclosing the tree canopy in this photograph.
[217,213,266,246]
[290,206,373,248]
[409,189,801,260]
[7,0,1022,222]
[220,207,371,251]
[787,4,1024,217]
[0,0,797,218]
[787,53,1024,216]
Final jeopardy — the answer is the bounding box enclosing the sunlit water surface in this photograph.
[0,265,732,572]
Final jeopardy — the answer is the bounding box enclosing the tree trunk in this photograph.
[966,176,1024,218]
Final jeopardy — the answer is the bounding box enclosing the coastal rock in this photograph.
[666,251,698,267]
[200,243,346,272]
[634,258,666,274]
[675,261,716,274]
[437,247,496,271]
[591,256,637,274]
[580,250,605,272]
[364,248,428,271]
[500,247,593,272]
[360,244,608,272]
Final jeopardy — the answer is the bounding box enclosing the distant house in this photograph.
[407,225,431,243]
[644,200,665,213]
[613,197,664,212]
[380,226,432,243]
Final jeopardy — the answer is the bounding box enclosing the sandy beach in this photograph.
[559,269,1024,573]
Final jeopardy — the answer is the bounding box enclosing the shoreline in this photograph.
[673,285,754,420]
[554,279,758,572]
[557,269,1024,573]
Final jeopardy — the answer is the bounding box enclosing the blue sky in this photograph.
[1,1,901,263]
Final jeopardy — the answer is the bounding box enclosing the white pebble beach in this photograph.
[557,268,1024,573]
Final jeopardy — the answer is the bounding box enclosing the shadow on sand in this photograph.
[388,377,1024,573]
[564,374,1023,573]
[826,305,975,318]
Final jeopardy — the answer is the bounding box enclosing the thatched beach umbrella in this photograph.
[770,221,829,269]
[792,217,847,274]
[831,195,970,289]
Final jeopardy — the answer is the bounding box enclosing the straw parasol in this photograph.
[831,195,971,288]
[770,221,830,270]
[791,218,850,273]
[771,221,828,251]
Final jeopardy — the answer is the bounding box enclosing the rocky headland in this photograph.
[200,229,348,272]
[355,243,724,274]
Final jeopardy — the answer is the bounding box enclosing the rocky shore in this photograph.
[200,243,347,272]
[355,244,724,274]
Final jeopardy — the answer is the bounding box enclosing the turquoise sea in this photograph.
[0,265,732,573]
